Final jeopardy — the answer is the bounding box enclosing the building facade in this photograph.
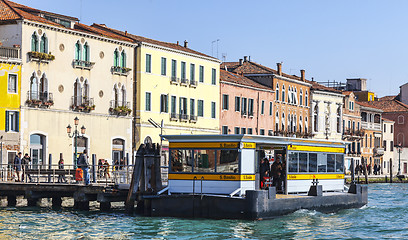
[219,69,275,135]
[382,118,395,175]
[0,0,135,166]
[0,45,21,166]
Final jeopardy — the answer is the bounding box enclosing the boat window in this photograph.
[309,153,317,172]
[288,152,298,172]
[217,150,239,173]
[299,153,308,172]
[193,150,216,172]
[317,153,327,172]
[335,154,344,173]
[327,154,335,172]
[170,149,193,172]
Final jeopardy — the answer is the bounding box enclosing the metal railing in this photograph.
[190,115,197,122]
[170,76,179,84]
[109,100,130,109]
[180,78,189,85]
[0,46,20,59]
[26,91,53,105]
[190,79,197,87]
[361,122,381,131]
[180,113,189,121]
[73,59,95,69]
[170,112,179,120]
[111,66,131,76]
[71,96,95,111]
[0,164,134,186]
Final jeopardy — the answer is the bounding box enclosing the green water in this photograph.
[0,183,406,239]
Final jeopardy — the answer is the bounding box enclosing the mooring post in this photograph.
[125,144,145,213]
[52,197,62,209]
[390,159,393,183]
[48,154,52,183]
[126,153,129,166]
[7,196,16,207]
[92,154,96,183]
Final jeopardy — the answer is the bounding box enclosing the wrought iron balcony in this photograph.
[170,76,179,84]
[71,96,95,112]
[170,113,179,121]
[180,78,189,86]
[190,79,197,87]
[189,115,197,122]
[180,113,189,121]
[111,66,131,76]
[109,100,131,115]
[72,59,95,70]
[26,91,54,107]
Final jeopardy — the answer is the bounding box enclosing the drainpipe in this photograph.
[132,44,139,162]
[256,92,260,134]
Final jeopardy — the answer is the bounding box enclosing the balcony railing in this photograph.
[26,91,54,107]
[170,76,179,84]
[170,113,179,121]
[189,115,197,122]
[190,79,197,87]
[109,100,131,116]
[111,66,131,76]
[27,51,55,63]
[71,96,95,112]
[374,147,384,156]
[361,121,381,131]
[0,46,20,59]
[73,59,95,70]
[180,78,189,86]
[180,113,189,121]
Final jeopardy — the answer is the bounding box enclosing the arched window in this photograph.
[305,117,308,133]
[121,86,126,106]
[305,91,308,106]
[83,80,89,99]
[282,112,285,131]
[39,73,48,101]
[74,79,81,106]
[282,85,285,103]
[313,104,318,132]
[75,41,81,61]
[40,34,48,53]
[276,83,279,101]
[120,51,126,68]
[113,85,119,108]
[294,88,298,105]
[275,111,279,131]
[114,49,120,67]
[288,86,292,103]
[299,116,303,133]
[300,89,303,106]
[337,106,341,133]
[31,32,38,52]
[83,42,89,62]
[30,72,39,100]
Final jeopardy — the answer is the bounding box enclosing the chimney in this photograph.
[239,59,243,65]
[184,40,188,48]
[300,69,305,81]
[277,63,282,75]
[125,31,127,35]
[177,41,179,45]
[243,56,248,62]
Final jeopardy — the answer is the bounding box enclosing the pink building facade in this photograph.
[220,70,275,135]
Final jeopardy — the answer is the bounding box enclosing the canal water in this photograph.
[0,183,407,239]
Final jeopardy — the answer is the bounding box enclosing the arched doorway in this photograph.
[112,138,125,166]
[30,134,46,169]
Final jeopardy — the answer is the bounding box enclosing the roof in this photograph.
[378,95,397,101]
[382,117,394,123]
[359,99,408,113]
[91,24,218,61]
[220,69,272,91]
[342,91,353,96]
[305,80,342,94]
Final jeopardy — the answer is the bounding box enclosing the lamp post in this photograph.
[66,117,86,168]
[397,143,402,176]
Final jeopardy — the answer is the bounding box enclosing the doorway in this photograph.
[30,134,45,169]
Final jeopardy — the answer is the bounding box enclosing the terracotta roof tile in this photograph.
[342,91,353,96]
[378,95,397,101]
[305,80,342,94]
[74,23,133,42]
[0,0,20,21]
[220,69,271,91]
[359,99,408,112]
[6,0,78,21]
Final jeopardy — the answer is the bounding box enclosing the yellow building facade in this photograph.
[0,46,22,165]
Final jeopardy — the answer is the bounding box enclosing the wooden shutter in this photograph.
[5,111,9,132]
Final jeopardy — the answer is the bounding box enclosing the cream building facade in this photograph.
[382,118,394,175]
[0,1,136,166]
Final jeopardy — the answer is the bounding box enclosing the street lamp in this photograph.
[397,143,402,176]
[67,116,86,168]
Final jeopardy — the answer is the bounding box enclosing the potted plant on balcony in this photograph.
[28,51,55,61]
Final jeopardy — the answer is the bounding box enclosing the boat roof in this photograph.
[162,134,345,148]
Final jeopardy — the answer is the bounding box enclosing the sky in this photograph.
[15,0,408,97]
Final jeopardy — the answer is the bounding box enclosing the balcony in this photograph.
[71,96,95,112]
[361,121,381,131]
[374,147,384,156]
[342,128,365,140]
[26,91,54,108]
[73,59,95,70]
[170,76,179,85]
[28,51,55,63]
[248,111,254,117]
[109,100,131,116]
[180,78,189,86]
[189,79,197,88]
[189,115,197,123]
[0,46,20,59]
[180,114,189,121]
[170,113,179,121]
[111,66,131,76]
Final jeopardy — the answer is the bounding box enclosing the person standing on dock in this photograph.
[58,158,66,183]
[78,150,90,185]
[22,153,32,182]
[14,152,22,182]
[271,155,283,192]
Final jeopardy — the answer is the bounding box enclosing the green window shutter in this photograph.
[198,100,203,117]
[190,99,195,116]
[5,111,9,132]
[145,92,151,111]
[190,64,195,81]
[161,57,166,76]
[31,33,37,52]
[171,60,176,77]
[211,68,216,85]
[181,62,186,79]
[211,102,216,118]
[165,95,168,113]
[146,54,151,73]
[199,66,204,83]
[121,52,126,68]
[75,42,81,60]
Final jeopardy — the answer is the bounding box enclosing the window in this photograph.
[5,111,19,132]
[248,98,254,116]
[161,57,167,76]
[305,91,308,106]
[282,85,285,102]
[357,122,360,130]
[261,100,265,115]
[222,126,228,134]
[76,41,82,61]
[241,128,246,134]
[83,42,89,62]
[211,68,216,85]
[190,63,195,81]
[181,61,186,79]
[348,120,351,129]
[198,100,204,117]
[370,135,372,148]
[120,50,126,68]
[300,89,303,105]
[40,33,48,53]
[260,129,265,135]
[8,74,17,93]
[234,127,240,134]
[179,97,187,115]
[275,112,279,131]
[384,124,386,133]
[282,112,285,131]
[145,92,151,111]
[146,54,152,73]
[160,94,168,113]
[384,140,387,151]
[248,128,253,135]
[241,98,247,115]
[365,134,367,148]
[390,141,394,151]
[190,99,195,116]
[398,115,404,124]
[235,97,241,112]
[222,94,229,110]
[276,83,279,101]
[31,32,39,52]
[337,106,341,133]
[352,121,355,131]
[391,125,393,133]
[269,102,273,116]
[199,66,204,83]
[171,96,177,114]
[211,102,216,118]
[171,60,177,78]
[313,104,318,132]
[113,49,120,67]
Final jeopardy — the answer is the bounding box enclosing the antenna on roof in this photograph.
[222,53,227,62]
[79,0,83,22]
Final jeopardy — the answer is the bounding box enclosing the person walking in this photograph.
[14,152,22,182]
[271,155,283,192]
[58,158,66,183]
[22,153,32,182]
[78,150,90,185]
